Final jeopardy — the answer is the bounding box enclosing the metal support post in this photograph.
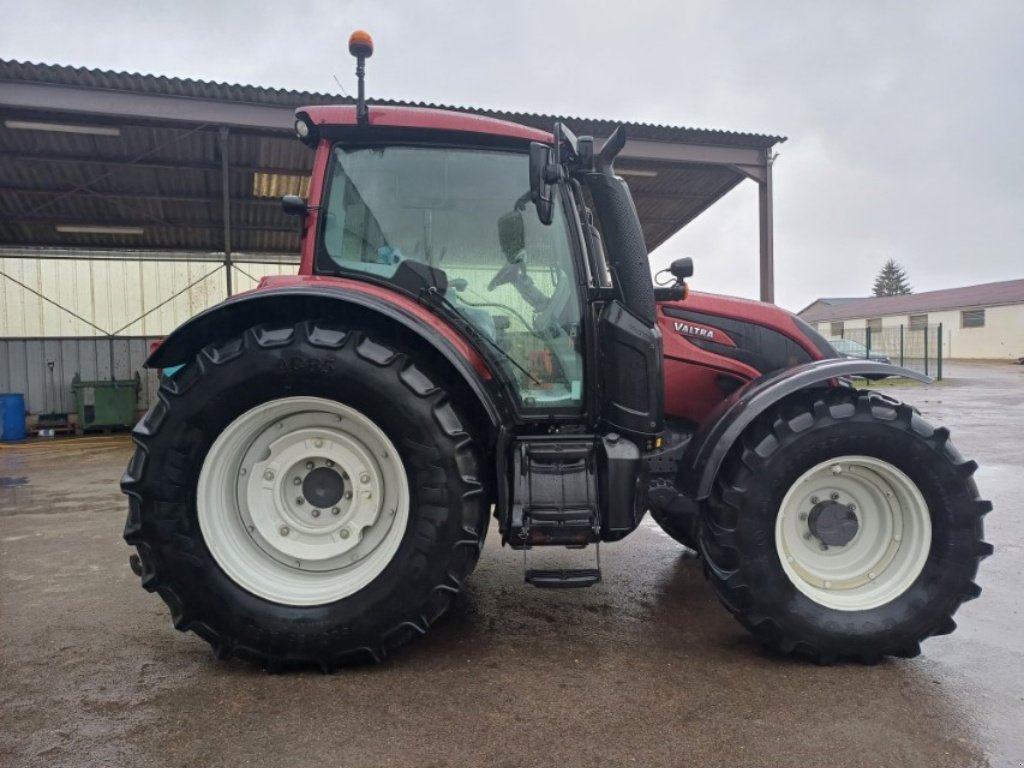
[758,149,775,304]
[924,327,929,377]
[937,323,943,381]
[219,126,233,297]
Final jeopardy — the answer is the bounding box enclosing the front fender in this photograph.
[148,281,503,428]
[681,358,931,500]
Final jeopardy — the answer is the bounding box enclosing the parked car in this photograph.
[828,337,891,364]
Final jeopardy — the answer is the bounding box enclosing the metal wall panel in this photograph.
[1,254,297,337]
[0,336,161,415]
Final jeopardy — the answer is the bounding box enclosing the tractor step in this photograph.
[522,542,601,589]
[525,568,601,589]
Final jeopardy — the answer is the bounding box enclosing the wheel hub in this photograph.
[807,501,859,547]
[303,466,345,509]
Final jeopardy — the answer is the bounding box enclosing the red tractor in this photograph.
[122,33,990,669]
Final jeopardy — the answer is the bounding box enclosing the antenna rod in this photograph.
[348,31,374,127]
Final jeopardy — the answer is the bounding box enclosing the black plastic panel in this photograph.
[598,301,665,439]
[598,434,643,536]
[583,172,656,327]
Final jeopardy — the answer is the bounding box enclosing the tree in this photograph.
[872,259,913,296]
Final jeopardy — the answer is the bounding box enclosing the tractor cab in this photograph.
[311,140,586,412]
[288,97,666,579]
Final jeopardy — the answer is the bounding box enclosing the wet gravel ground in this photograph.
[1,361,1021,768]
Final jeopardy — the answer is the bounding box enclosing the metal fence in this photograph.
[0,336,161,416]
[834,323,944,380]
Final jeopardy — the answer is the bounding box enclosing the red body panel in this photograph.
[256,274,492,379]
[659,290,827,425]
[298,141,331,274]
[300,104,553,143]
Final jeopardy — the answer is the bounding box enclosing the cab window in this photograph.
[320,145,584,411]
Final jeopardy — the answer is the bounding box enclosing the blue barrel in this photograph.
[0,393,27,441]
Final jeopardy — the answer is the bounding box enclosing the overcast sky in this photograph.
[2,0,1021,310]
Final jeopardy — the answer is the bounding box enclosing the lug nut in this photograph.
[848,503,856,512]
[293,477,301,486]
[362,490,372,500]
[296,497,304,505]
[279,526,290,536]
[326,460,334,468]
[331,507,341,516]
[240,468,247,476]
[344,491,353,500]
[359,472,370,485]
[810,496,820,504]
[312,509,321,518]
[306,461,315,470]
[342,471,349,479]
[819,543,829,551]
[263,470,275,481]
[832,464,843,475]
[314,438,323,448]
[830,492,840,501]
[339,528,351,539]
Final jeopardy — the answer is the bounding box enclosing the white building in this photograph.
[798,279,1024,361]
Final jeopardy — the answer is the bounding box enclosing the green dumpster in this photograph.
[72,372,140,433]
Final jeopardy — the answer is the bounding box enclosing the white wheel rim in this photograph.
[197,396,409,606]
[775,455,931,611]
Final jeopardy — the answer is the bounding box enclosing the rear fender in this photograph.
[148,283,503,429]
[681,358,931,500]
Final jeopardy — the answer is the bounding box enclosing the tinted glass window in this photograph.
[321,146,584,411]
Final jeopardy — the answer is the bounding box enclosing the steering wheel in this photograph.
[488,251,526,291]
[532,268,572,336]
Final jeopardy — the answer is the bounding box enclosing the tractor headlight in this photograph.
[294,118,310,139]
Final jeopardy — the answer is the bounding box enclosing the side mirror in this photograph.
[281,194,309,216]
[669,257,694,282]
[529,142,554,225]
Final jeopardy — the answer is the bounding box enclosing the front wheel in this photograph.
[701,388,992,663]
[122,322,489,670]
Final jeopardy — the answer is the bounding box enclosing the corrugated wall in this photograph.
[0,255,297,337]
[0,336,161,414]
[0,255,301,416]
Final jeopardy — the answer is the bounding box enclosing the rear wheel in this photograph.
[701,388,992,663]
[122,322,489,669]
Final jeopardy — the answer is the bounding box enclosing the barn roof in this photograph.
[0,59,785,256]
[799,279,1024,322]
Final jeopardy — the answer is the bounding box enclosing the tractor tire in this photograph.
[650,505,699,551]
[700,387,992,664]
[122,321,489,670]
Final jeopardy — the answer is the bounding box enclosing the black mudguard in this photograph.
[147,284,503,429]
[681,358,931,500]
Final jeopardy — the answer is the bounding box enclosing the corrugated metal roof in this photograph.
[0,59,785,149]
[799,280,1024,322]
[0,60,783,254]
